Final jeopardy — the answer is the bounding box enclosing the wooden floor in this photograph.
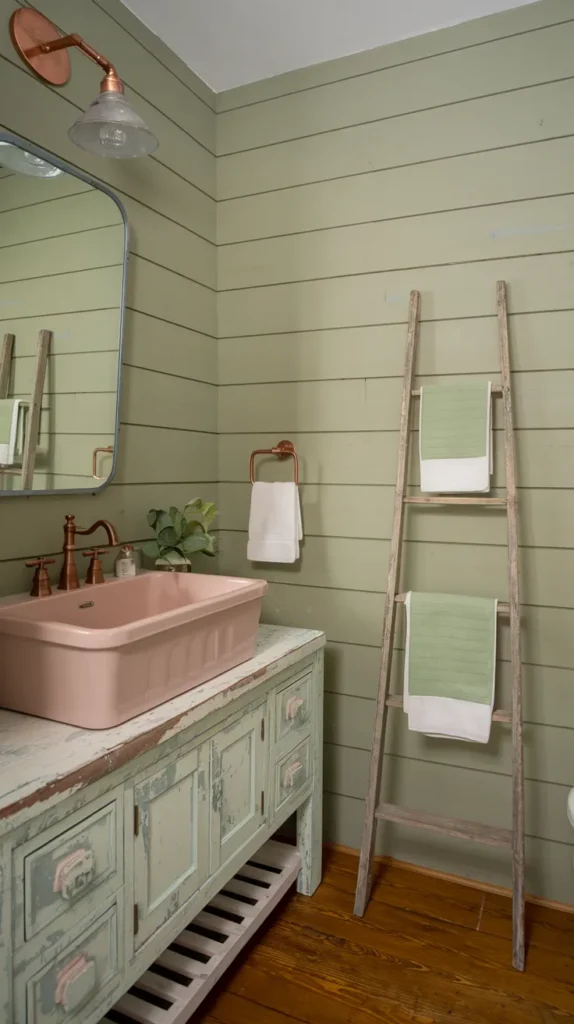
[194,848,574,1024]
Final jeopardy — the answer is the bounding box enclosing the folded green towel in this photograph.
[407,592,497,704]
[420,380,490,460]
[0,399,16,445]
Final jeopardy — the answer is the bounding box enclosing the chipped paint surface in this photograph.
[0,625,324,828]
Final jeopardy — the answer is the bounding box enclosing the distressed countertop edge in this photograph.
[0,624,325,827]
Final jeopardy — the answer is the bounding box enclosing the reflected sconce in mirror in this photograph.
[9,9,158,159]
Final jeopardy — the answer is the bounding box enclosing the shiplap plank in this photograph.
[217,0,572,111]
[218,137,574,244]
[219,429,574,490]
[0,266,122,320]
[324,697,573,790]
[36,392,117,434]
[0,171,91,212]
[0,310,121,356]
[126,255,216,338]
[324,792,573,903]
[219,532,574,611]
[0,55,215,243]
[121,366,217,434]
[115,424,217,485]
[324,641,574,731]
[123,310,216,385]
[218,311,574,384]
[258,582,574,670]
[0,187,122,248]
[218,79,574,199]
[0,226,124,284]
[218,482,574,550]
[11,351,118,395]
[218,370,574,433]
[120,192,216,291]
[218,251,574,337]
[219,194,574,290]
[218,22,574,154]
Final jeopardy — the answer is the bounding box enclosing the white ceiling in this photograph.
[120,0,539,93]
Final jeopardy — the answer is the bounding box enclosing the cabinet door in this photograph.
[210,704,267,872]
[133,743,209,948]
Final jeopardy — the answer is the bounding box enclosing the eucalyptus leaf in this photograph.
[182,515,205,537]
[199,502,217,527]
[157,525,180,547]
[162,549,190,566]
[184,498,202,517]
[141,539,161,559]
[169,506,184,538]
[180,533,210,554]
[202,532,217,555]
[147,508,165,529]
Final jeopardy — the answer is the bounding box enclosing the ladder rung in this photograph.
[411,384,503,396]
[385,694,512,723]
[404,496,507,506]
[394,593,510,615]
[376,802,513,849]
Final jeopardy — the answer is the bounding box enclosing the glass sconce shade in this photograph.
[68,91,158,159]
[0,141,62,177]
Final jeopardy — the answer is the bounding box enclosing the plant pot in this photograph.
[155,562,192,573]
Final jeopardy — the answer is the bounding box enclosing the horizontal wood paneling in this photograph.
[219,430,574,489]
[218,79,574,199]
[122,310,216,384]
[254,581,574,671]
[1,309,122,355]
[121,366,217,433]
[219,251,574,337]
[218,482,574,550]
[218,311,574,384]
[218,137,574,244]
[11,351,118,395]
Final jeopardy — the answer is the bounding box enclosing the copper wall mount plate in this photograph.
[10,9,71,86]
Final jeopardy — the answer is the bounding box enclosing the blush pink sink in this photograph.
[0,572,267,729]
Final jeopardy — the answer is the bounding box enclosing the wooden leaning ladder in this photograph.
[353,281,525,972]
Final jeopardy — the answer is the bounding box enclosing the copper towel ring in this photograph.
[249,440,299,484]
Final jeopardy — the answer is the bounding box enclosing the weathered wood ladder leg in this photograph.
[497,280,525,971]
[353,290,421,916]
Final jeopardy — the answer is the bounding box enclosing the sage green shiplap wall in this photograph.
[216,0,574,901]
[0,0,217,592]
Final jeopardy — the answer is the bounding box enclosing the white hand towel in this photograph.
[247,482,303,563]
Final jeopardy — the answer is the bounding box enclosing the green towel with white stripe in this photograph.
[404,592,497,743]
[0,399,22,466]
[420,380,492,493]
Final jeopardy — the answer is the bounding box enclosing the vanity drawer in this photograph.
[275,669,312,744]
[15,795,122,947]
[15,903,120,1024]
[275,738,312,815]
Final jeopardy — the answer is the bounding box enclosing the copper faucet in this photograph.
[58,515,119,591]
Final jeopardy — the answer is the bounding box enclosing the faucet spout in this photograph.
[75,519,120,547]
[58,515,119,590]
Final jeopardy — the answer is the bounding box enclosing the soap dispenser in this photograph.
[114,544,137,578]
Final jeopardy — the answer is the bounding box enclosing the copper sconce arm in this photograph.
[10,10,123,91]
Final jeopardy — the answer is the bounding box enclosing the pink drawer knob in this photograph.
[53,848,95,901]
[286,695,304,720]
[55,954,97,1013]
[283,761,303,788]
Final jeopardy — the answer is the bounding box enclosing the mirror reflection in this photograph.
[0,136,126,495]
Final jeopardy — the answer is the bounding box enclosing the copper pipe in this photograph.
[27,33,124,93]
[58,515,119,591]
[250,440,299,485]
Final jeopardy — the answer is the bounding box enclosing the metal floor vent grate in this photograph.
[102,840,301,1024]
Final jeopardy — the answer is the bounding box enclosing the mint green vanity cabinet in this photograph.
[210,702,268,872]
[133,742,210,948]
[0,625,324,1024]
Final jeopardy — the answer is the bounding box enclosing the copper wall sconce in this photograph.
[10,9,158,159]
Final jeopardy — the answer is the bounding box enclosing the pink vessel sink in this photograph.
[0,572,267,729]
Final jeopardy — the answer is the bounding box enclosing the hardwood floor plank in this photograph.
[193,850,574,1024]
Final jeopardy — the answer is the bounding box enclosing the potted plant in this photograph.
[142,498,218,571]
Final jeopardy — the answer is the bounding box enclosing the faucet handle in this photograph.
[83,548,108,585]
[26,557,56,598]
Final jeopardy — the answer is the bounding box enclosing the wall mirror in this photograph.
[0,131,127,497]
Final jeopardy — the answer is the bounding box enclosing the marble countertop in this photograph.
[0,623,324,827]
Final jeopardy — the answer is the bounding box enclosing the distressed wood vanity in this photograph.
[0,624,325,1024]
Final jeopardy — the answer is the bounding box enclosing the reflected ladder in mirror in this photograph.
[0,329,51,491]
